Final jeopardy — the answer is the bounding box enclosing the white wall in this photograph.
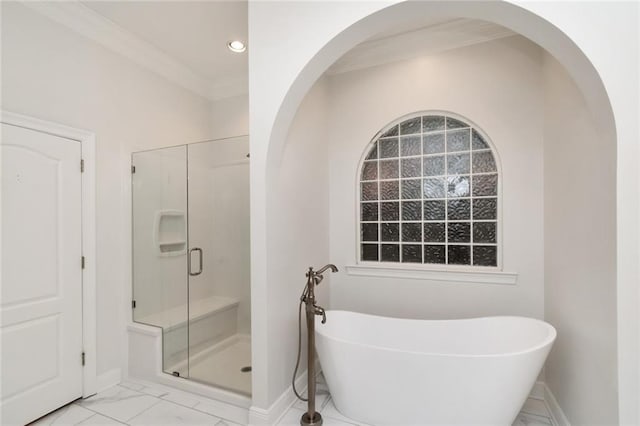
[328,36,544,321]
[1,2,213,377]
[210,95,249,140]
[187,159,216,303]
[522,5,638,420]
[132,147,189,322]
[208,163,251,334]
[208,96,251,332]
[543,53,618,425]
[262,79,330,405]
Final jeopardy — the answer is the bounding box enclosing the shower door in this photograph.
[132,137,251,395]
[186,138,251,395]
[132,146,190,378]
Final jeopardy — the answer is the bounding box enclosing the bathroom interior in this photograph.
[0,1,637,426]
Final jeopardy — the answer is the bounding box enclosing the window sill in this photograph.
[345,264,518,285]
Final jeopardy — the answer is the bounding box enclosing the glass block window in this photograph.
[359,113,499,267]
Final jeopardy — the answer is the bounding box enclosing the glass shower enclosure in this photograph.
[131,136,251,396]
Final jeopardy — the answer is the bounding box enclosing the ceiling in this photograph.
[328,18,515,75]
[28,3,510,101]
[82,1,247,84]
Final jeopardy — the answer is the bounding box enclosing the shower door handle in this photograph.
[189,248,203,276]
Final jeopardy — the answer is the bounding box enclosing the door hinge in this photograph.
[81,256,85,269]
[131,165,136,174]
[80,159,85,173]
[132,300,136,309]
[82,351,86,366]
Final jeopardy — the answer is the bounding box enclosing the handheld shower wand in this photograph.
[294,264,338,426]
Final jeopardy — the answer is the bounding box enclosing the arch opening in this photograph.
[252,2,624,424]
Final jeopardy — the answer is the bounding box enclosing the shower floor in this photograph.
[186,334,252,396]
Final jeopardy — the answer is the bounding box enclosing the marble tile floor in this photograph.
[29,382,242,426]
[32,376,554,426]
[279,398,554,426]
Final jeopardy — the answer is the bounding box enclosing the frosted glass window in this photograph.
[358,113,499,267]
[380,160,399,179]
[401,136,421,156]
[380,202,399,221]
[381,244,400,261]
[402,201,422,220]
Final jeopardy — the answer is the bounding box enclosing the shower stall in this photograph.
[131,136,251,396]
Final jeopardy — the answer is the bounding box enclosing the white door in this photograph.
[1,123,84,425]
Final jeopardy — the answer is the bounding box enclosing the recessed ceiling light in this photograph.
[227,40,246,53]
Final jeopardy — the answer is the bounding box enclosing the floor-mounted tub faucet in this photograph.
[298,264,337,426]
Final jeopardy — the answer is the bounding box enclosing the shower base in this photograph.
[168,334,251,395]
[127,322,251,424]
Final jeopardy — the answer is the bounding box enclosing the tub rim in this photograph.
[315,310,557,358]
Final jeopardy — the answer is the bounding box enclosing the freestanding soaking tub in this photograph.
[315,311,556,426]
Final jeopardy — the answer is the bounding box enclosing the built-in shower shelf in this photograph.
[154,210,187,256]
[158,240,187,253]
[158,239,186,245]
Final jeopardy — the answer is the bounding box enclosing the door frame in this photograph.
[1,110,98,397]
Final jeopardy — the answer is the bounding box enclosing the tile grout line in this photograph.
[160,394,235,424]
[75,413,101,425]
[157,389,241,424]
[74,386,161,425]
[189,404,233,424]
[124,398,166,424]
[72,400,135,425]
[118,382,240,425]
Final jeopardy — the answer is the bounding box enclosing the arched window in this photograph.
[358,113,500,267]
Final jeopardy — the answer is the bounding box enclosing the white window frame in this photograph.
[350,110,517,284]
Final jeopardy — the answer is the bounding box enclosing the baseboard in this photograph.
[529,381,545,400]
[96,368,122,393]
[543,383,571,426]
[248,368,310,425]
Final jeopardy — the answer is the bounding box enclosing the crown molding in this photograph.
[22,1,247,101]
[327,18,515,75]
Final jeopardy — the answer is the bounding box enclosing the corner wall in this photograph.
[543,53,618,425]
[1,2,213,377]
[327,36,545,321]
[263,78,330,407]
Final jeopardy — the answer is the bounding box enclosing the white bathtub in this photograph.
[315,311,556,426]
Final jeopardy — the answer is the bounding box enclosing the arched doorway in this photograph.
[248,2,635,424]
